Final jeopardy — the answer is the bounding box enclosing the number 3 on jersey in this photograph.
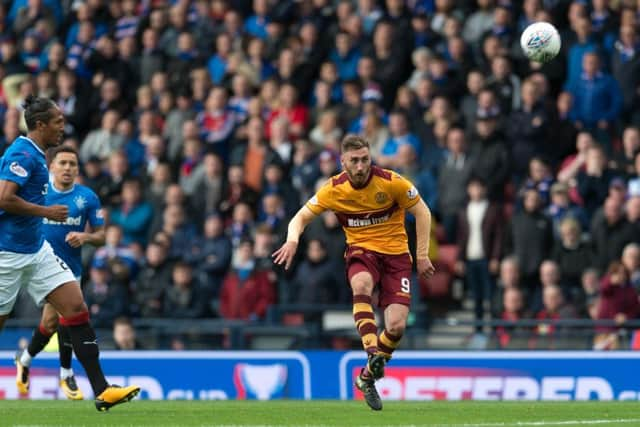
[401,277,410,293]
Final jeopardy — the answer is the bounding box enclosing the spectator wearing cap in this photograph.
[348,87,386,134]
[84,257,127,328]
[565,52,621,144]
[469,106,510,202]
[545,181,588,238]
[520,157,554,208]
[591,196,631,271]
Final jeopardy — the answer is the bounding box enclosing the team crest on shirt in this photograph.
[9,161,28,177]
[375,192,388,204]
[407,186,419,199]
[74,195,87,209]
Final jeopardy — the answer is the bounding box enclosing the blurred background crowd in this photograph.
[3,0,640,350]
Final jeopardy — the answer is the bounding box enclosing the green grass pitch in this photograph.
[0,401,638,426]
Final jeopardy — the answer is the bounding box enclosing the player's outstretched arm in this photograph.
[272,206,317,270]
[407,198,436,279]
[0,179,68,221]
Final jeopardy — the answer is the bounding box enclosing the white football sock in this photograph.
[60,367,74,380]
[19,350,32,368]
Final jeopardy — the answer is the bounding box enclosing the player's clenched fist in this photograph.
[417,258,436,279]
[46,204,68,222]
[272,241,298,270]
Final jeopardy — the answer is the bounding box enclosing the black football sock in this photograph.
[57,324,73,370]
[27,323,53,359]
[61,313,109,395]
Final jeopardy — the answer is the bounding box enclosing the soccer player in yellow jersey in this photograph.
[273,135,435,410]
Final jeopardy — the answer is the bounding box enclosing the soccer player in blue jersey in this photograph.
[16,145,105,400]
[0,95,139,411]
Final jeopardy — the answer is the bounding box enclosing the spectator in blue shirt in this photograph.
[330,31,361,81]
[565,17,601,87]
[244,0,270,40]
[378,109,422,168]
[565,52,622,134]
[207,32,232,84]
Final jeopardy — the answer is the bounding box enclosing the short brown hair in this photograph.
[341,134,370,153]
[48,145,79,163]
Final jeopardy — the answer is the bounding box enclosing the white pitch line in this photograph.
[435,419,640,427]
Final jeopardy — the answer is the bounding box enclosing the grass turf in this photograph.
[0,401,638,427]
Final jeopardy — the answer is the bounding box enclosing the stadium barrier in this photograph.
[1,351,640,401]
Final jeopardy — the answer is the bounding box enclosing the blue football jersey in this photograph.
[0,136,49,253]
[43,183,104,278]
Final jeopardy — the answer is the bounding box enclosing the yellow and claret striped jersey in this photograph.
[305,166,420,255]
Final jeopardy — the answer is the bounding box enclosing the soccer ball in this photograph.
[520,22,561,63]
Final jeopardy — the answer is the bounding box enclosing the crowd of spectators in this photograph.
[4,0,640,349]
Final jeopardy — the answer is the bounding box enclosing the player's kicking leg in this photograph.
[46,282,140,411]
[349,265,384,411]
